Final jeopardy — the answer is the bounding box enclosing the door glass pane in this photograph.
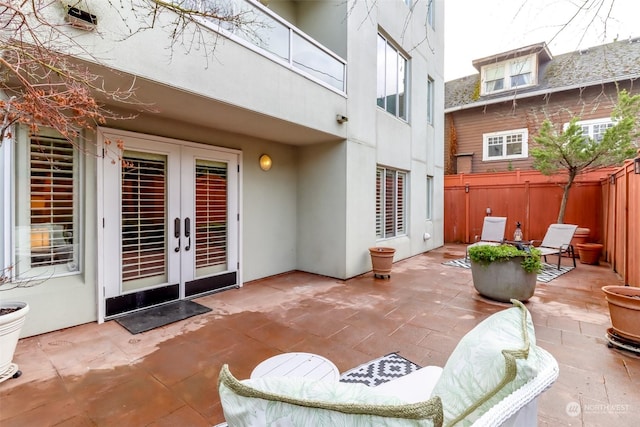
[121,151,167,291]
[195,159,228,276]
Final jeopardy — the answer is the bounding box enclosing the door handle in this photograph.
[184,217,191,251]
[174,217,181,252]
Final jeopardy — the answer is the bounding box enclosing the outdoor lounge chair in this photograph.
[465,216,507,260]
[535,223,578,269]
[217,301,559,427]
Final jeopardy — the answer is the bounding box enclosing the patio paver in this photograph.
[1,244,638,426]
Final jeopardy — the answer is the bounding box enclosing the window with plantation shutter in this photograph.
[195,160,228,275]
[121,151,167,291]
[11,130,79,278]
[376,166,407,239]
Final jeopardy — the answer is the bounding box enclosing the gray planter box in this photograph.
[470,257,537,302]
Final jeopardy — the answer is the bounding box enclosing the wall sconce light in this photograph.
[464,184,469,193]
[609,174,616,185]
[259,154,272,171]
[486,207,492,216]
[336,114,348,124]
[634,157,640,174]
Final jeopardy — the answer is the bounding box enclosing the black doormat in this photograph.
[115,300,211,334]
[339,352,421,387]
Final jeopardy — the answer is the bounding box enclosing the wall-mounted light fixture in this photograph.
[635,157,640,174]
[486,207,492,216]
[464,184,469,193]
[609,174,616,185]
[336,114,348,124]
[259,154,272,171]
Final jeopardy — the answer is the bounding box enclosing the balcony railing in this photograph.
[183,0,346,93]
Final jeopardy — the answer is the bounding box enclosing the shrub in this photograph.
[468,244,543,274]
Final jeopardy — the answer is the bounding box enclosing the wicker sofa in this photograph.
[216,300,559,427]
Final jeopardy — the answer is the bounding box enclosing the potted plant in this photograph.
[602,286,640,342]
[468,244,542,303]
[369,247,396,279]
[0,267,36,383]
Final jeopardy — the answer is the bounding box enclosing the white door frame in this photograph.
[96,128,242,323]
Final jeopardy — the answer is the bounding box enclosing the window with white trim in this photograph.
[427,0,434,28]
[570,118,614,142]
[481,55,536,95]
[426,175,433,220]
[377,34,409,120]
[376,166,407,239]
[2,127,80,280]
[483,128,529,161]
[427,76,435,125]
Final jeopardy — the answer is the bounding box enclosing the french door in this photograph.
[99,130,240,318]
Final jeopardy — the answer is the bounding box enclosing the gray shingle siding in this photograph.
[445,38,640,111]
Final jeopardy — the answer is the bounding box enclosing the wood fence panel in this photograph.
[444,162,638,287]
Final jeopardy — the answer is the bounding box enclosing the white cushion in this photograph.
[375,366,443,404]
[430,300,541,426]
[218,364,443,426]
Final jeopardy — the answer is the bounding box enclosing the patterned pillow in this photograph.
[430,300,541,427]
[218,364,443,426]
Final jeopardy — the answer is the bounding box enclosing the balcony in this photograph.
[188,0,346,93]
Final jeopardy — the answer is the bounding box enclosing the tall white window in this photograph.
[377,34,409,121]
[376,166,407,239]
[427,76,435,125]
[426,175,434,220]
[483,129,529,161]
[4,128,80,279]
[481,55,536,95]
[427,0,434,28]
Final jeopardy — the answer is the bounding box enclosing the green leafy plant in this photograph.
[468,244,543,274]
[531,90,640,223]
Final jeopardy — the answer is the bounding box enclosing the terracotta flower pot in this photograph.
[369,247,395,279]
[602,286,640,343]
[571,227,590,246]
[576,243,603,265]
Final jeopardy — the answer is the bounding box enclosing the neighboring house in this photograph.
[0,0,445,336]
[444,39,640,175]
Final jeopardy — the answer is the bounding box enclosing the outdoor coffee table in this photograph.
[250,352,340,381]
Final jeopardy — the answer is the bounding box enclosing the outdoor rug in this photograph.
[339,352,421,387]
[116,300,212,334]
[442,258,574,283]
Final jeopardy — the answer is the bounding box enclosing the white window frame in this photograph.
[0,126,82,281]
[376,166,407,239]
[377,33,409,121]
[427,0,434,28]
[480,54,537,95]
[567,118,614,142]
[482,128,529,161]
[427,76,435,125]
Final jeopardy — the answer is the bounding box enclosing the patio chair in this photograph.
[535,223,578,269]
[465,216,507,260]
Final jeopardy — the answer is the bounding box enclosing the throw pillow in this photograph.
[218,364,443,426]
[430,300,541,427]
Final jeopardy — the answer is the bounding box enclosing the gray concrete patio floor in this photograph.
[1,244,638,426]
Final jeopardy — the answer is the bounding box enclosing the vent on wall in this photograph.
[65,6,97,30]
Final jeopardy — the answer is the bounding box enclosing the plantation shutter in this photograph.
[121,151,167,289]
[194,160,228,276]
[29,135,76,269]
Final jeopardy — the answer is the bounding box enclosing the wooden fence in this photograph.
[444,161,639,287]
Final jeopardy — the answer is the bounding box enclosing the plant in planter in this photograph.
[468,244,542,303]
[0,266,43,383]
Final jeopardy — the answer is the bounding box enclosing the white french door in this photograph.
[99,130,240,318]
